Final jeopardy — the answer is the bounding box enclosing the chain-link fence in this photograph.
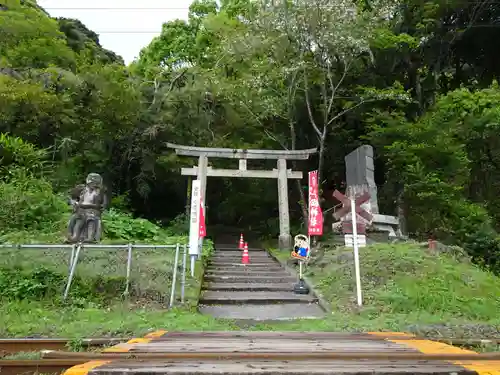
[0,243,187,306]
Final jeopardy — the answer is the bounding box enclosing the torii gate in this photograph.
[167,143,317,250]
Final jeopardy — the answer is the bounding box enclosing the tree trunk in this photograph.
[290,124,308,225]
[317,131,326,197]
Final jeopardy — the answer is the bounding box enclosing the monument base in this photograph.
[278,233,292,250]
[332,214,402,241]
[293,279,310,294]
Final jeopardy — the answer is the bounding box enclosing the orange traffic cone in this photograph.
[238,233,244,249]
[242,242,250,264]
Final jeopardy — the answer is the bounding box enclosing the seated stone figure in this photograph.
[66,173,108,243]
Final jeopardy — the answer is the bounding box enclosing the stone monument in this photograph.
[333,145,401,239]
[345,145,378,214]
[66,173,108,243]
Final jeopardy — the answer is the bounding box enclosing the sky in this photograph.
[38,0,192,64]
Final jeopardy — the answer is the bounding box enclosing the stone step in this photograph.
[212,252,271,258]
[204,282,294,292]
[214,252,271,258]
[204,275,297,283]
[199,291,316,305]
[215,246,263,251]
[205,266,285,273]
[205,270,290,277]
[199,303,325,320]
[209,262,281,268]
[209,258,277,264]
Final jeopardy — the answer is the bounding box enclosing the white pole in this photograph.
[350,196,363,306]
[190,255,196,277]
[299,260,303,279]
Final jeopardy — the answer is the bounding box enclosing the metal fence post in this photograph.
[124,243,133,297]
[68,244,76,273]
[63,243,82,301]
[181,244,187,304]
[169,243,180,308]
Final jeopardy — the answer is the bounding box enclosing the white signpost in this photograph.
[350,196,363,307]
[189,179,201,277]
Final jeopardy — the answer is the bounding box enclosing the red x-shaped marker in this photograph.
[332,190,373,222]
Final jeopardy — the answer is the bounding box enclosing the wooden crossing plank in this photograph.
[87,359,477,374]
[62,332,498,375]
[121,337,414,353]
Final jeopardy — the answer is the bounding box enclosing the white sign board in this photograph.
[344,234,367,248]
[189,179,201,256]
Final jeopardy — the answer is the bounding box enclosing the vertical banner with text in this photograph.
[308,170,324,236]
[189,179,201,256]
[199,198,206,238]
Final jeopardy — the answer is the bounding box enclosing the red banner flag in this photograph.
[308,170,323,236]
[199,199,206,238]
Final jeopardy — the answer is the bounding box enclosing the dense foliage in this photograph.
[1,0,500,273]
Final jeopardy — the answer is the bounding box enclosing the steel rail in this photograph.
[1,334,498,356]
[0,359,84,375]
[42,350,500,361]
[0,338,125,355]
[2,350,500,375]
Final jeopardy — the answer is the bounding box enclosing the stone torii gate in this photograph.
[167,143,317,249]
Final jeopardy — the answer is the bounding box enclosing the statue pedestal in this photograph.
[332,213,402,242]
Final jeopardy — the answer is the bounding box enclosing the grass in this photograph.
[0,301,238,337]
[267,241,500,337]
[1,239,499,341]
[0,235,215,337]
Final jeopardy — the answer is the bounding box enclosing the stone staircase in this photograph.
[198,244,325,321]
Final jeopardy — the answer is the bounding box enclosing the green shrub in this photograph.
[444,200,500,275]
[462,229,500,274]
[103,208,171,242]
[0,133,48,175]
[166,213,189,236]
[0,168,67,234]
[0,266,127,303]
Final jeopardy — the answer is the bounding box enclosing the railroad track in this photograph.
[2,334,497,356]
[0,332,499,375]
[0,338,125,356]
[0,359,83,375]
[0,351,499,375]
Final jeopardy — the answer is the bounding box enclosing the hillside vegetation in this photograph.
[1,0,500,336]
[0,0,500,275]
[270,243,500,337]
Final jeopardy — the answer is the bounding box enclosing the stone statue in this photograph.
[66,173,108,243]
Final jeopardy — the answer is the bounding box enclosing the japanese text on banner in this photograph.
[308,170,323,236]
[199,199,206,238]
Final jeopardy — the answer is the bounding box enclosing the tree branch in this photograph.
[326,58,352,121]
[304,68,322,138]
[264,129,289,150]
[327,99,373,126]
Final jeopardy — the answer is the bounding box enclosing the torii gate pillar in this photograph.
[197,154,208,202]
[277,158,291,249]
